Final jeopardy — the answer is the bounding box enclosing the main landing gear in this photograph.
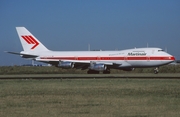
[87,70,99,74]
[103,69,110,74]
[154,67,159,74]
[87,69,110,74]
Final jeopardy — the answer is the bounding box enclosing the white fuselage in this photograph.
[9,27,176,73]
[25,47,175,68]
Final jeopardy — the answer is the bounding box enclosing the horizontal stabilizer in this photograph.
[5,51,38,58]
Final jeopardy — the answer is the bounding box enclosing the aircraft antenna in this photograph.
[88,44,90,51]
[165,47,167,52]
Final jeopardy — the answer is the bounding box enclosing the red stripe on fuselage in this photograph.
[40,56,175,61]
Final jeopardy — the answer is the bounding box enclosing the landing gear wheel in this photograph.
[103,69,110,74]
[154,67,159,74]
[87,70,100,74]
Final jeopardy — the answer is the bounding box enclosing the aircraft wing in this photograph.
[35,58,122,69]
[36,58,121,65]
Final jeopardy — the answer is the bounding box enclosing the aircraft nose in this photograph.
[170,56,175,61]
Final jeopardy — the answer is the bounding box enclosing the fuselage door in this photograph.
[124,56,128,62]
[147,56,150,62]
[97,56,101,61]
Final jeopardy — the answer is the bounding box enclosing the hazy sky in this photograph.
[0,0,180,66]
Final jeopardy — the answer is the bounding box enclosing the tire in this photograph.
[87,70,99,74]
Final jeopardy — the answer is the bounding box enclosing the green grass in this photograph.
[0,79,180,117]
[1,65,180,74]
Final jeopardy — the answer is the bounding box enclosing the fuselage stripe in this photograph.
[40,56,175,61]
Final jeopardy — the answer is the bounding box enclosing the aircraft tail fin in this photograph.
[16,27,49,52]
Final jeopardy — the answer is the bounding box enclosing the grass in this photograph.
[1,65,180,74]
[0,79,180,117]
[1,73,180,79]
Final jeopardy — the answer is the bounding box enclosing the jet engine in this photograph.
[58,61,74,68]
[89,64,107,71]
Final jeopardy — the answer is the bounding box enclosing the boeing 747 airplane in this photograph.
[6,27,175,74]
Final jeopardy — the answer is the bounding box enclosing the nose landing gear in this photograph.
[154,67,159,74]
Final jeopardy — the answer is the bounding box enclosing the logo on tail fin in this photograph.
[21,35,39,49]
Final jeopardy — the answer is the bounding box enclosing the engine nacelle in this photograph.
[58,61,74,69]
[90,64,107,71]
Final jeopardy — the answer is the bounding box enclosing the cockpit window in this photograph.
[158,50,164,52]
